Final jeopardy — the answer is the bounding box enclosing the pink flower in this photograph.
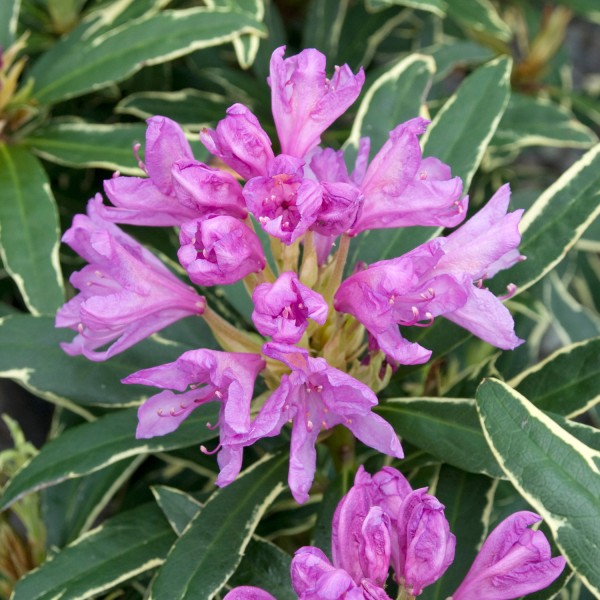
[269,46,365,158]
[55,195,205,361]
[334,184,524,364]
[251,343,403,503]
[348,118,467,235]
[452,511,566,600]
[171,160,247,219]
[178,216,266,287]
[123,349,265,485]
[223,588,276,600]
[100,116,201,226]
[243,155,322,244]
[200,103,274,180]
[252,272,328,343]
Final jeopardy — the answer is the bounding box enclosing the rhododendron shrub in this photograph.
[1,4,599,599]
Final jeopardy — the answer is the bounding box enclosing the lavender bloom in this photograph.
[348,118,467,235]
[243,154,322,244]
[171,160,247,219]
[252,272,328,343]
[100,116,200,226]
[393,488,456,596]
[200,103,274,180]
[334,184,524,364]
[178,216,266,287]
[452,512,566,600]
[252,343,403,503]
[311,182,363,237]
[123,349,265,485]
[269,46,365,158]
[291,546,392,600]
[223,588,276,600]
[55,195,205,361]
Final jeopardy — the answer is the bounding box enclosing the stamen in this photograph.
[498,283,517,301]
[169,404,188,417]
[215,390,224,399]
[133,143,146,173]
[414,312,435,328]
[77,323,84,333]
[206,420,220,430]
[306,420,314,432]
[112,170,121,179]
[200,442,222,456]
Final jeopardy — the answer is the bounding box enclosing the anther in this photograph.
[200,442,222,456]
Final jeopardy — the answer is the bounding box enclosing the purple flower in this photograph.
[200,103,274,180]
[393,488,455,595]
[223,588,276,600]
[334,184,524,364]
[178,216,266,287]
[252,272,328,343]
[347,118,467,235]
[269,46,365,158]
[123,349,265,485]
[452,511,566,600]
[311,182,363,237]
[243,155,322,244]
[171,160,247,219]
[55,195,205,361]
[251,343,403,503]
[100,116,200,226]
[291,546,392,600]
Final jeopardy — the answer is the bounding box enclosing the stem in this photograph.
[299,230,319,288]
[202,306,262,354]
[322,234,351,305]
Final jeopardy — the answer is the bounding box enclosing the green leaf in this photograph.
[0,405,219,510]
[26,121,147,174]
[556,0,600,24]
[13,503,175,600]
[365,0,445,17]
[0,0,20,47]
[0,314,214,413]
[510,337,600,417]
[0,145,64,315]
[424,467,497,600]
[229,537,294,600]
[491,144,600,296]
[376,397,504,478]
[476,379,600,596]
[42,456,143,547]
[151,485,203,536]
[492,94,597,151]
[344,54,437,265]
[302,0,349,61]
[30,7,266,104]
[149,453,287,599]
[116,89,229,128]
[424,40,496,82]
[445,0,511,41]
[421,56,512,190]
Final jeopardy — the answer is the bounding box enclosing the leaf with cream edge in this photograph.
[509,336,600,417]
[365,0,445,17]
[476,378,600,597]
[444,0,512,41]
[151,486,203,536]
[149,453,287,600]
[491,144,600,296]
[0,405,219,511]
[0,145,65,315]
[0,0,20,47]
[12,503,176,600]
[29,7,267,104]
[420,56,512,190]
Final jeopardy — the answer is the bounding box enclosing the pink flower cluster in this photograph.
[224,467,565,599]
[57,46,525,504]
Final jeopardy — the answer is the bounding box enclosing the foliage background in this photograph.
[0,0,599,598]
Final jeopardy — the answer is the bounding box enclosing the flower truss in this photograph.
[224,467,565,599]
[57,48,526,506]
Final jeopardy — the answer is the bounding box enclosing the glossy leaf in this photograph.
[13,503,175,600]
[376,397,504,478]
[424,40,495,81]
[30,8,266,104]
[421,56,512,190]
[444,0,511,41]
[492,94,597,151]
[0,0,20,47]
[0,145,64,315]
[149,453,287,599]
[302,0,349,61]
[26,122,147,175]
[476,379,600,596]
[365,0,445,17]
[510,336,600,418]
[0,405,219,510]
[151,485,203,536]
[493,144,600,295]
